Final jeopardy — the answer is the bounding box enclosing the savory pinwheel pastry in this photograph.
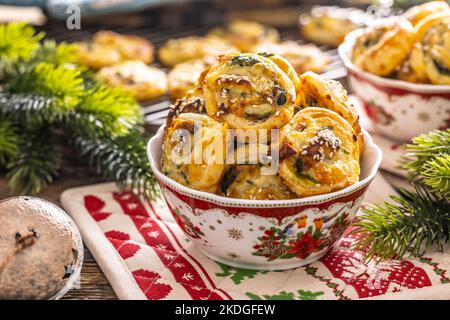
[404,0,449,26]
[300,6,369,47]
[92,30,154,64]
[279,108,360,197]
[209,20,279,52]
[394,55,428,83]
[97,60,167,101]
[158,35,236,67]
[162,113,227,193]
[297,72,364,155]
[166,95,206,127]
[202,53,296,138]
[254,41,331,74]
[411,11,450,85]
[219,143,294,200]
[220,165,294,200]
[257,52,301,96]
[167,59,210,100]
[75,42,122,69]
[351,18,415,77]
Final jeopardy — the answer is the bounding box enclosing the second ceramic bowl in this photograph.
[339,29,450,142]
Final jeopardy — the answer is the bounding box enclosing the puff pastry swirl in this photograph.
[279,108,360,197]
[162,113,227,193]
[202,53,296,139]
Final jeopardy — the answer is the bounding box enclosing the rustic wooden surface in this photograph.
[0,161,118,300]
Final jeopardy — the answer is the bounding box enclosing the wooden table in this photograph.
[0,160,118,300]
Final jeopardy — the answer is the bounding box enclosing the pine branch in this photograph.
[0,22,159,200]
[352,186,450,261]
[421,154,450,198]
[71,85,142,138]
[69,130,159,200]
[6,128,61,194]
[10,62,84,110]
[33,40,77,66]
[1,63,85,124]
[0,118,19,166]
[403,129,450,177]
[0,92,55,125]
[0,22,43,64]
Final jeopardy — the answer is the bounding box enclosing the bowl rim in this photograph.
[338,28,450,93]
[147,125,382,207]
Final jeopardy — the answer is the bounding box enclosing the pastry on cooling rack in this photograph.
[97,60,167,101]
[166,95,206,127]
[254,41,331,74]
[300,6,368,47]
[167,59,211,100]
[209,20,280,52]
[158,35,236,67]
[279,107,360,197]
[162,113,227,193]
[403,0,449,26]
[75,42,123,69]
[297,72,364,155]
[351,18,415,77]
[410,11,450,85]
[202,53,296,138]
[93,30,154,64]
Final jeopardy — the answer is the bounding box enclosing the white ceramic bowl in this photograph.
[148,126,381,270]
[339,29,450,142]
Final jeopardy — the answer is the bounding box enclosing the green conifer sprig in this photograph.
[421,154,450,198]
[0,22,157,197]
[33,40,77,66]
[10,62,84,113]
[353,186,450,261]
[353,129,450,261]
[69,130,159,200]
[403,129,450,177]
[73,85,142,138]
[0,92,55,126]
[0,22,43,63]
[0,119,19,166]
[6,128,61,194]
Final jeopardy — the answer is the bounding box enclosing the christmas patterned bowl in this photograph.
[339,29,450,142]
[147,126,382,270]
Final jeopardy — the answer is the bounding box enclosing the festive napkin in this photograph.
[61,180,450,300]
[60,95,449,300]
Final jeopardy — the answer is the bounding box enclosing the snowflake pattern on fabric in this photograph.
[76,189,449,300]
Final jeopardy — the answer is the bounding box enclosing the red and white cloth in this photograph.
[60,95,449,300]
[61,180,450,300]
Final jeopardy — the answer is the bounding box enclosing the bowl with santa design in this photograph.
[339,29,450,142]
[147,125,382,271]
